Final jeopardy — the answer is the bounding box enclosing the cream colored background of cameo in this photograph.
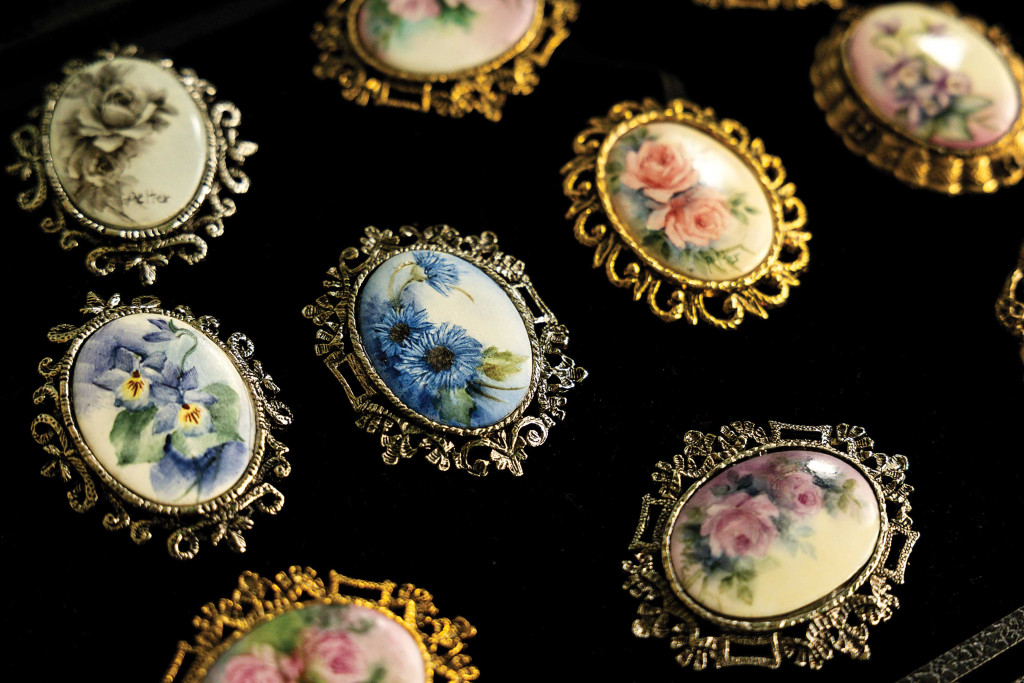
[846,3,1021,149]
[71,314,257,506]
[605,122,774,283]
[356,0,537,75]
[50,57,209,230]
[667,450,881,620]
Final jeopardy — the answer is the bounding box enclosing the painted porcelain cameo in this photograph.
[845,3,1020,150]
[604,121,775,282]
[356,250,533,429]
[666,449,880,619]
[355,0,539,76]
[207,603,428,682]
[47,57,209,230]
[71,313,257,505]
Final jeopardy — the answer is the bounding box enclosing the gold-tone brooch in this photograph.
[562,98,810,328]
[623,421,918,670]
[311,0,579,121]
[303,225,586,476]
[9,45,256,284]
[812,2,1024,194]
[996,242,1024,362]
[31,293,291,559]
[164,566,478,682]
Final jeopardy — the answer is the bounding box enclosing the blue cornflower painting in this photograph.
[358,250,534,428]
[71,313,256,505]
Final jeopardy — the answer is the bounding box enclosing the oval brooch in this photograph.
[9,45,256,284]
[164,566,478,682]
[31,293,292,559]
[562,98,810,328]
[311,0,579,121]
[303,225,587,476]
[623,421,918,670]
[812,2,1024,194]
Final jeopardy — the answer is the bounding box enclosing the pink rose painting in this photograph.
[621,140,700,203]
[671,451,866,606]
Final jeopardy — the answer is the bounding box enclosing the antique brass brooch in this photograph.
[31,293,291,559]
[9,45,256,283]
[164,566,478,682]
[623,421,918,670]
[311,0,579,121]
[303,225,586,476]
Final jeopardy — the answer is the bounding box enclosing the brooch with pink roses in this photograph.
[164,566,479,682]
[562,98,810,328]
[623,420,918,671]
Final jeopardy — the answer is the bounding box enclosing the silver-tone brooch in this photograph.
[303,225,587,476]
[9,45,256,284]
[31,293,291,559]
[624,421,918,670]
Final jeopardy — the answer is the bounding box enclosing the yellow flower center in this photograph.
[121,370,148,401]
[178,403,204,427]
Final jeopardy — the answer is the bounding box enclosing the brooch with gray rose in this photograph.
[624,421,918,670]
[31,293,291,559]
[9,45,256,284]
[303,225,587,476]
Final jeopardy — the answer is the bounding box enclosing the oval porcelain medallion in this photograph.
[666,449,881,620]
[602,121,775,283]
[845,3,1021,150]
[355,0,538,75]
[71,313,257,506]
[48,56,209,230]
[206,603,428,683]
[356,250,534,430]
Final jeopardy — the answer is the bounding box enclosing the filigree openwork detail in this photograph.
[562,98,811,328]
[623,421,918,671]
[812,4,1024,194]
[8,45,256,284]
[311,0,579,122]
[996,242,1024,364]
[31,293,291,559]
[303,225,586,476]
[163,566,479,682]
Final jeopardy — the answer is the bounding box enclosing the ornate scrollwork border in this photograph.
[31,292,292,559]
[311,0,579,121]
[623,420,918,670]
[561,98,811,328]
[163,566,479,682]
[303,225,586,476]
[7,44,256,284]
[811,3,1024,195]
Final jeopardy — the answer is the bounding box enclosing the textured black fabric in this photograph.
[3,1,1024,681]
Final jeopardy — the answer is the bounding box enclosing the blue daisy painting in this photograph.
[357,250,533,429]
[71,313,257,505]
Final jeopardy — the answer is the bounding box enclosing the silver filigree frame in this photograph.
[623,421,918,670]
[31,293,292,559]
[303,225,587,476]
[8,45,256,284]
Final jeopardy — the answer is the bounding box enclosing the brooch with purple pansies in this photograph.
[623,421,919,670]
[812,2,1024,194]
[8,45,256,284]
[562,98,811,328]
[303,225,587,476]
[30,293,291,559]
[311,0,579,121]
[164,566,478,682]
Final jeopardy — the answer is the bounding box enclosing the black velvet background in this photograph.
[2,1,1024,680]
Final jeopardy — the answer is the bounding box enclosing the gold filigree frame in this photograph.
[303,225,587,476]
[8,45,257,284]
[695,0,844,8]
[311,0,579,121]
[31,293,292,559]
[623,421,918,670]
[163,566,479,682]
[812,3,1024,194]
[562,98,810,328]
[996,241,1024,361]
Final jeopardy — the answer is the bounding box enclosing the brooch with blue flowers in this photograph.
[31,293,291,559]
[304,225,587,476]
